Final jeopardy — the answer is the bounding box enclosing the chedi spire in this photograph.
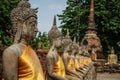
[87,0,96,30]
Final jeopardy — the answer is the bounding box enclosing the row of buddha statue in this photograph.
[45,16,96,80]
[1,0,97,80]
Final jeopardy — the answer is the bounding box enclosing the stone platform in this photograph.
[97,73,120,80]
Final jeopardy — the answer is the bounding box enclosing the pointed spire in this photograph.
[77,41,80,46]
[51,15,58,30]
[66,29,70,38]
[48,16,62,41]
[87,0,96,30]
[20,0,29,1]
[67,29,69,36]
[73,37,76,43]
[53,15,56,26]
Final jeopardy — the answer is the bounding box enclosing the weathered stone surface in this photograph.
[81,0,103,59]
[97,73,120,80]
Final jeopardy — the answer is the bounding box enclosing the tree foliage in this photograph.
[58,0,120,58]
[30,32,50,50]
[0,0,39,47]
[0,0,19,46]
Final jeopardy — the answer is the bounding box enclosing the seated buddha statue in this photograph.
[62,30,81,80]
[107,47,118,73]
[2,0,44,80]
[70,37,84,80]
[91,48,97,62]
[46,16,68,80]
[76,45,90,78]
[108,47,118,65]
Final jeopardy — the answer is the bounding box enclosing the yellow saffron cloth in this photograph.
[53,55,66,78]
[88,58,92,64]
[91,53,97,61]
[84,57,92,65]
[18,45,44,80]
[68,58,76,72]
[109,54,115,64]
[75,59,79,69]
[79,57,84,68]
[86,58,91,64]
[83,57,87,65]
[67,58,77,76]
[43,71,46,80]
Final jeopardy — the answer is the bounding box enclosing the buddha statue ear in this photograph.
[14,23,22,43]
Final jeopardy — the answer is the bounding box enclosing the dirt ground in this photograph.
[97,73,120,80]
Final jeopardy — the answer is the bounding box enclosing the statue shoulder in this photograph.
[3,44,22,57]
[46,50,55,60]
[63,52,68,57]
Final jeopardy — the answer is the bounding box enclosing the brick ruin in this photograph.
[81,0,104,59]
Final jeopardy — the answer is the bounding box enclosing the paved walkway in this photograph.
[97,73,120,80]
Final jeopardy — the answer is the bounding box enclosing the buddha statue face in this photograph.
[10,0,37,43]
[62,29,72,52]
[22,17,38,40]
[63,38,72,51]
[48,16,62,49]
[111,47,115,54]
[54,36,62,48]
[78,46,83,56]
[70,42,78,55]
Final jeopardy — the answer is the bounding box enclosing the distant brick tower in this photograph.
[81,0,102,57]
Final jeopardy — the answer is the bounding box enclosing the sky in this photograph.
[29,0,67,33]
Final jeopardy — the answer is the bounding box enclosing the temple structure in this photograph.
[81,0,102,57]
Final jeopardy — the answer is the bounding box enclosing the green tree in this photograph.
[31,32,50,50]
[0,0,39,47]
[0,0,19,46]
[58,0,120,58]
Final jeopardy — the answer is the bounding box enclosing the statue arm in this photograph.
[46,56,67,80]
[62,55,80,78]
[2,48,18,80]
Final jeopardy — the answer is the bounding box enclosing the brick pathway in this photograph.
[97,73,120,80]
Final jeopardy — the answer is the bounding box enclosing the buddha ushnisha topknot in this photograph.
[62,29,72,46]
[48,16,62,41]
[10,0,37,28]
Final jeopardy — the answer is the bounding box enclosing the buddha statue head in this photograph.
[111,47,115,54]
[10,0,38,43]
[48,16,62,48]
[62,29,72,51]
[78,45,83,56]
[70,37,79,55]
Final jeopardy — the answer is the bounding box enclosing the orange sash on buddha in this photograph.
[91,53,97,61]
[83,57,87,65]
[18,45,44,80]
[67,58,77,76]
[109,54,114,64]
[53,55,66,78]
[68,58,76,71]
[75,58,79,69]
[88,58,92,64]
[79,57,84,68]
[84,57,91,65]
[86,57,91,64]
